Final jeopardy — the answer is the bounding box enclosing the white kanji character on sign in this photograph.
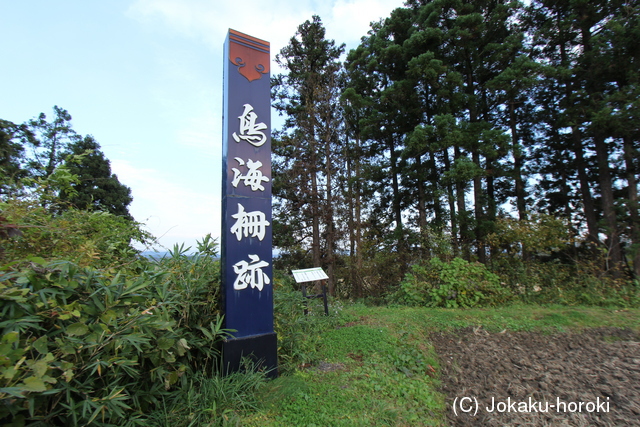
[231,157,269,192]
[233,254,270,291]
[232,104,267,147]
[230,203,270,241]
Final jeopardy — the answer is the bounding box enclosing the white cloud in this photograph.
[327,0,405,49]
[126,0,315,51]
[176,117,219,159]
[111,159,220,250]
[126,0,405,59]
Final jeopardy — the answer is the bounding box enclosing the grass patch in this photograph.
[237,303,640,425]
[320,325,395,360]
[147,363,267,426]
[242,307,447,426]
[348,303,640,333]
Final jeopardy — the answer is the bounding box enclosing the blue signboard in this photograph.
[221,29,277,376]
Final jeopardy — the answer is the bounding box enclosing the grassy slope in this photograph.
[240,304,640,426]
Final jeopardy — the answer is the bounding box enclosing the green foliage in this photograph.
[486,214,574,259]
[0,235,229,425]
[391,258,511,308]
[272,272,344,374]
[61,136,133,219]
[242,306,446,426]
[486,215,639,307]
[1,198,152,268]
[154,236,224,374]
[147,364,267,426]
[1,106,133,219]
[513,261,640,308]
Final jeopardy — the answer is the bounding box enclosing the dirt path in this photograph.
[430,327,640,426]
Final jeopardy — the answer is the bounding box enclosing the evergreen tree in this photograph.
[61,136,133,219]
[271,16,344,293]
[1,107,133,220]
[527,0,635,274]
[0,119,29,197]
[24,106,81,178]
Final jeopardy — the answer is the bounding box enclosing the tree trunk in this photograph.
[416,154,428,256]
[430,149,442,228]
[389,136,403,249]
[509,101,527,221]
[443,148,458,257]
[455,146,470,260]
[324,126,335,295]
[623,135,640,278]
[593,132,624,273]
[572,127,600,244]
[472,149,486,264]
[347,140,357,296]
[309,129,322,269]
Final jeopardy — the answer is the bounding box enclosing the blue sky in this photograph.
[1,0,404,252]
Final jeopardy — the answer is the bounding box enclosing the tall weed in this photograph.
[272,272,343,373]
[148,362,267,427]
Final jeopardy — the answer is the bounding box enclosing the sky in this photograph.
[0,0,405,252]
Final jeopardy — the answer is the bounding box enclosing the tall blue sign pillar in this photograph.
[221,29,277,376]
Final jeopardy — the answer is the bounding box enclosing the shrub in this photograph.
[391,258,511,308]
[486,214,574,259]
[0,236,228,425]
[0,198,153,268]
[485,215,639,307]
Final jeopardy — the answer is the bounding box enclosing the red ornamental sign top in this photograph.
[228,29,270,82]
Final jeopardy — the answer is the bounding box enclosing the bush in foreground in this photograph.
[0,236,227,425]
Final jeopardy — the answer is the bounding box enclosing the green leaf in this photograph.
[0,386,25,398]
[176,338,190,356]
[100,309,117,325]
[157,337,174,350]
[61,361,75,382]
[2,331,19,344]
[58,342,76,355]
[22,376,47,392]
[122,279,149,296]
[66,323,89,336]
[32,336,48,355]
[2,367,17,381]
[31,359,49,378]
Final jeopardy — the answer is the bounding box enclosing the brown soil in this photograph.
[430,327,640,426]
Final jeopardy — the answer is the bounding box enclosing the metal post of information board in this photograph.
[292,268,329,316]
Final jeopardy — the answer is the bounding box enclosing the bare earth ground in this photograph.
[430,327,640,426]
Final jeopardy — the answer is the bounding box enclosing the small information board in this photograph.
[291,267,329,315]
[292,267,329,284]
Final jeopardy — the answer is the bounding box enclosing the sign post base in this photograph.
[221,332,278,378]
